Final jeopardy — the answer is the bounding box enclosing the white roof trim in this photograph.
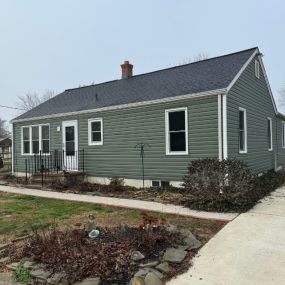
[11,88,227,123]
[258,54,278,114]
[226,48,278,115]
[226,48,258,92]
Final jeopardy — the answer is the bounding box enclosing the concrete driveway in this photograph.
[167,187,285,285]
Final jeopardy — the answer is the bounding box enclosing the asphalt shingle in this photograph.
[14,47,257,121]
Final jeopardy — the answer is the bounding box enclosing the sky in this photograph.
[0,0,285,124]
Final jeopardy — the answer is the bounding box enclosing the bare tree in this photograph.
[170,53,209,67]
[191,53,209,63]
[0,118,9,138]
[16,90,55,112]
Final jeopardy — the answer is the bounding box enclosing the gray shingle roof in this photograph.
[14,47,257,121]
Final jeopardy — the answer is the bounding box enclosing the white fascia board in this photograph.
[226,48,259,92]
[11,88,227,123]
[258,55,278,114]
[227,48,278,115]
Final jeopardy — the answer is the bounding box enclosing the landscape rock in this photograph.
[166,225,178,233]
[31,268,52,281]
[155,262,170,273]
[12,234,32,243]
[47,272,68,285]
[22,260,37,269]
[135,268,152,278]
[131,250,145,261]
[73,277,102,285]
[0,248,8,257]
[139,261,159,268]
[162,248,187,263]
[0,257,10,264]
[6,262,20,271]
[148,269,163,279]
[144,272,163,285]
[182,235,202,250]
[0,272,18,285]
[0,243,9,250]
[129,276,146,285]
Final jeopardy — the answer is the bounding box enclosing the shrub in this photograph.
[12,262,31,285]
[183,158,285,212]
[109,176,125,191]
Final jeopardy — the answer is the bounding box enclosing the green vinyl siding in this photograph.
[227,57,280,172]
[276,117,285,167]
[13,96,219,181]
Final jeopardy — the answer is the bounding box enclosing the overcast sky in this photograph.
[0,0,284,123]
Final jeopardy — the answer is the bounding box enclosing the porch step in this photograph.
[30,171,85,184]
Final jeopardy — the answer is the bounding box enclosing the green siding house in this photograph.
[11,47,285,187]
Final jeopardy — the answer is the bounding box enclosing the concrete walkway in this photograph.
[167,186,285,285]
[0,184,237,221]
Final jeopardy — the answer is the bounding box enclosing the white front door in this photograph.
[62,120,78,171]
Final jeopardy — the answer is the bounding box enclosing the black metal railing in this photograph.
[0,151,12,173]
[25,149,85,184]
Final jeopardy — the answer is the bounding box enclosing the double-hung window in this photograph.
[267,118,273,151]
[281,121,285,148]
[239,107,247,153]
[165,107,188,155]
[22,127,31,154]
[88,118,103,145]
[21,124,50,155]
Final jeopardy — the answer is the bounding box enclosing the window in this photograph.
[267,118,273,151]
[22,127,30,154]
[255,60,260,78]
[41,125,50,153]
[239,108,247,153]
[165,107,188,155]
[32,126,39,154]
[281,121,285,148]
[21,124,50,155]
[88,118,103,145]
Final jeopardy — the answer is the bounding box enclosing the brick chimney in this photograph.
[121,60,133,79]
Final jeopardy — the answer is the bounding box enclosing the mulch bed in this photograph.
[54,181,189,206]
[5,218,198,285]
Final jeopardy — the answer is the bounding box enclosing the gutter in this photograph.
[11,88,227,123]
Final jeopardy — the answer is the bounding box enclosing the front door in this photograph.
[62,120,78,171]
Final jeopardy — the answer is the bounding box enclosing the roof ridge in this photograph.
[64,47,258,92]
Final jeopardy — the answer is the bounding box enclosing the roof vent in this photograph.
[121,60,133,79]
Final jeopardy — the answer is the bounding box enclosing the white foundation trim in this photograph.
[86,176,184,188]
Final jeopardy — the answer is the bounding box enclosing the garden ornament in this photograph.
[86,214,96,232]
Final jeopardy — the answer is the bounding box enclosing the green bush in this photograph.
[109,176,125,191]
[183,158,285,212]
[12,263,31,285]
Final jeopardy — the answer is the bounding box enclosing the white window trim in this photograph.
[255,59,260,79]
[88,118,103,146]
[282,121,285,148]
[239,107,247,154]
[21,124,50,155]
[267,117,273,151]
[165,107,188,155]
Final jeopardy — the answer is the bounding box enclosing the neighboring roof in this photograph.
[0,137,11,146]
[277,112,285,120]
[13,47,258,122]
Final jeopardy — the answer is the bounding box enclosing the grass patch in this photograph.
[0,192,226,243]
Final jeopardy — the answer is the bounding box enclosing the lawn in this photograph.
[0,192,226,244]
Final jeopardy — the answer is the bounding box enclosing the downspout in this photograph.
[11,123,14,174]
[218,94,223,160]
[222,93,228,159]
